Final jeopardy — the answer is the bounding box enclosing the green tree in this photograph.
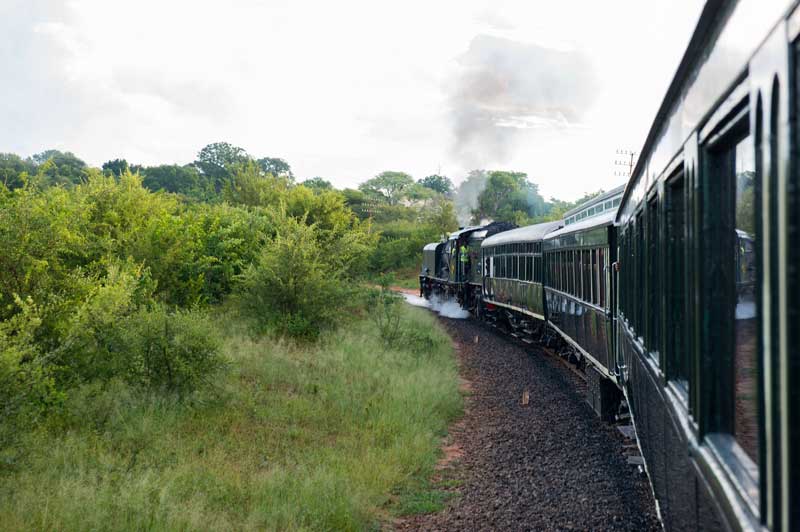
[404,183,437,202]
[102,159,129,177]
[140,164,207,198]
[29,150,89,187]
[359,171,414,205]
[418,174,452,194]
[223,161,290,207]
[423,196,459,235]
[472,170,547,224]
[195,142,249,191]
[301,177,334,192]
[0,153,35,190]
[257,157,293,181]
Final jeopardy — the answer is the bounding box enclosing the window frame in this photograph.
[699,97,762,513]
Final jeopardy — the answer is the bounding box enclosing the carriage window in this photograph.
[667,174,689,393]
[636,213,645,336]
[573,250,578,297]
[732,134,759,468]
[591,249,598,305]
[706,124,760,498]
[554,252,559,290]
[598,248,606,308]
[554,252,560,290]
[647,197,660,363]
[568,250,575,295]
[583,250,591,302]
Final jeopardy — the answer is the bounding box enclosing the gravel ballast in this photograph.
[398,316,661,531]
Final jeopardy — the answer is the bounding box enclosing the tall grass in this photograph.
[0,305,461,531]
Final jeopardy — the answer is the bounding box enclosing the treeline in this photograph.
[0,146,602,279]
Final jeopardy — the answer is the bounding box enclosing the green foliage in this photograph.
[30,150,90,187]
[195,141,250,191]
[359,171,415,205]
[0,153,375,450]
[342,187,370,218]
[134,202,271,306]
[237,214,355,340]
[418,174,453,194]
[139,163,209,199]
[472,170,547,224]
[223,161,290,207]
[0,307,462,530]
[0,296,62,449]
[122,305,224,393]
[0,184,88,323]
[736,171,755,235]
[256,156,293,181]
[101,158,129,177]
[0,153,35,190]
[301,176,333,192]
[367,278,404,347]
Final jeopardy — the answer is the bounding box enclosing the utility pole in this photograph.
[614,149,638,178]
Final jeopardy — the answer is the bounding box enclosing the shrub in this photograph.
[0,296,63,450]
[55,261,223,393]
[124,305,224,393]
[367,280,404,347]
[53,260,153,385]
[237,214,350,340]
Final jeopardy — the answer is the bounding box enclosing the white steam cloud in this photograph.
[448,34,598,168]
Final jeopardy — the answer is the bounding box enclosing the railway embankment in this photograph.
[398,315,661,531]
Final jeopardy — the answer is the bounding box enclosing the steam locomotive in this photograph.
[420,1,800,530]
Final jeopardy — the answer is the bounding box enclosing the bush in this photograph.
[367,280,404,347]
[53,261,223,394]
[124,305,224,393]
[238,214,351,340]
[0,297,63,450]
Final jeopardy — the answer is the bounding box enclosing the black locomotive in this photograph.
[420,2,800,530]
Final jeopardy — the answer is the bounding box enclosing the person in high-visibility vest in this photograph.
[460,244,470,278]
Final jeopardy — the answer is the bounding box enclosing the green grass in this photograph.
[371,268,420,290]
[0,305,461,531]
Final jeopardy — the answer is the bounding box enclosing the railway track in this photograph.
[397,314,659,531]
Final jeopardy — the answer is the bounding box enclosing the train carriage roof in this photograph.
[615,0,790,223]
[481,220,563,248]
[544,210,615,240]
[423,242,444,252]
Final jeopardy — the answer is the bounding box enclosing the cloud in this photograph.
[447,34,597,167]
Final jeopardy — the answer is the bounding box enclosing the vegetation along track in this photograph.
[398,315,660,531]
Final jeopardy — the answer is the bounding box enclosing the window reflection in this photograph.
[733,134,759,468]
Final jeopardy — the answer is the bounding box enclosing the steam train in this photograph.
[420,1,800,530]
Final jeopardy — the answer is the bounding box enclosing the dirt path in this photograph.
[397,317,661,531]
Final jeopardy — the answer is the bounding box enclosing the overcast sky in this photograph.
[1,0,705,200]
